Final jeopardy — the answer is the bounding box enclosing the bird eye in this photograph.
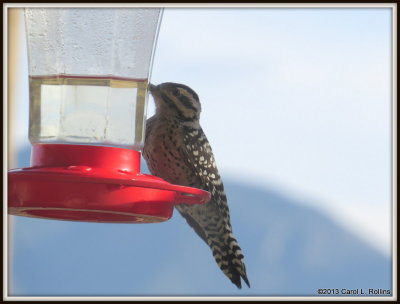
[172,88,181,97]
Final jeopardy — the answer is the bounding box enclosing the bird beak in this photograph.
[149,83,157,94]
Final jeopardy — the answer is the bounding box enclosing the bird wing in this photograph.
[177,126,250,289]
[178,126,232,228]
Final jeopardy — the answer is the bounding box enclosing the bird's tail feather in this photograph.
[176,204,250,288]
[208,231,250,289]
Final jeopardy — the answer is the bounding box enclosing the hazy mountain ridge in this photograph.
[10,147,391,296]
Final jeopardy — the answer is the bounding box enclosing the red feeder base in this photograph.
[8,144,211,223]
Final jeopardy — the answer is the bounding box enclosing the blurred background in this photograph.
[7,6,393,296]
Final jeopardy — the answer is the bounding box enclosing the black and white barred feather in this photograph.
[143,82,250,288]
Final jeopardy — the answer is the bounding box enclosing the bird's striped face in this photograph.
[150,82,201,121]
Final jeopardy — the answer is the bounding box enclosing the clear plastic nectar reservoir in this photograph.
[29,75,148,150]
[25,8,161,150]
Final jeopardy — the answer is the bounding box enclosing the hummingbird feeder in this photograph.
[8,8,210,223]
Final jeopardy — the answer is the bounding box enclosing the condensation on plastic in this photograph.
[24,8,161,78]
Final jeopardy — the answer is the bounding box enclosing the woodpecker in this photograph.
[143,82,250,289]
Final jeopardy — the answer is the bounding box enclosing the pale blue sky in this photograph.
[12,4,393,257]
[149,7,393,255]
[8,6,394,297]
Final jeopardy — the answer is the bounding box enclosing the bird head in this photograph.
[149,82,201,122]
